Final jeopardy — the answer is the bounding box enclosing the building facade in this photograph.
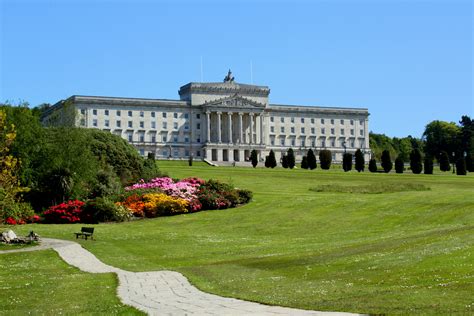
[44,72,370,164]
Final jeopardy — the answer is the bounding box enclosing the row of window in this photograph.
[270,138,359,148]
[123,133,201,144]
[85,118,198,130]
[82,108,201,120]
[270,126,364,136]
[270,117,364,125]
[138,149,201,158]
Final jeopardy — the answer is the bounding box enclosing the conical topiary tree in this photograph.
[439,151,451,172]
[369,158,377,173]
[301,156,308,169]
[355,149,365,172]
[342,153,352,172]
[424,155,433,174]
[287,148,296,169]
[307,149,317,170]
[395,156,404,174]
[319,150,332,170]
[410,148,423,174]
[267,150,277,168]
[466,153,474,172]
[281,154,288,168]
[456,157,467,175]
[381,150,393,173]
[250,149,258,168]
[264,155,270,168]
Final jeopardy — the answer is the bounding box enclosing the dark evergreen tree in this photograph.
[319,150,332,170]
[301,156,308,169]
[287,148,296,169]
[381,149,393,173]
[354,149,365,172]
[439,151,451,172]
[281,155,289,168]
[342,153,352,172]
[424,155,433,174]
[410,148,423,174]
[395,156,404,174]
[250,149,258,168]
[456,157,467,175]
[368,158,377,173]
[307,149,317,170]
[466,154,474,172]
[268,150,277,168]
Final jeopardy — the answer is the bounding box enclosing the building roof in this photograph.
[179,81,270,98]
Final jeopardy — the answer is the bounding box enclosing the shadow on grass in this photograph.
[310,183,430,194]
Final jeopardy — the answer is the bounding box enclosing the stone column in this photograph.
[217,112,222,143]
[227,112,233,144]
[206,111,211,142]
[249,113,254,144]
[259,113,264,145]
[238,113,243,144]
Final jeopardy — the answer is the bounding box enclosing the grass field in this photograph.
[2,161,473,314]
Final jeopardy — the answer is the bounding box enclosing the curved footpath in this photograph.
[1,238,360,316]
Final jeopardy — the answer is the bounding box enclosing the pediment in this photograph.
[202,95,266,109]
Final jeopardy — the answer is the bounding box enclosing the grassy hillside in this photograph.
[4,162,473,314]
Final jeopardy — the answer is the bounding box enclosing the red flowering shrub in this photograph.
[5,217,17,225]
[42,200,85,224]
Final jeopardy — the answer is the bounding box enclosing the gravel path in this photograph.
[1,238,360,316]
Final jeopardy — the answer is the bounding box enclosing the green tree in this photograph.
[410,148,423,174]
[456,158,467,175]
[381,150,393,173]
[281,154,289,168]
[287,148,296,169]
[301,156,308,169]
[354,149,365,172]
[439,151,451,172]
[342,153,352,172]
[250,149,258,168]
[368,158,377,173]
[395,156,404,173]
[307,149,317,170]
[459,116,474,172]
[267,150,277,168]
[424,155,433,175]
[319,150,332,170]
[423,120,460,161]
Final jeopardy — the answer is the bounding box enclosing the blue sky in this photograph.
[1,0,472,137]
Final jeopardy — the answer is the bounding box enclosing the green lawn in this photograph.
[2,162,473,314]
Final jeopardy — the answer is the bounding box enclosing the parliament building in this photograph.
[44,71,370,164]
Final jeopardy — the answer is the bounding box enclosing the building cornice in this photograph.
[179,82,270,98]
[70,95,189,107]
[267,103,369,116]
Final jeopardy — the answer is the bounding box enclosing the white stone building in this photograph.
[44,72,370,164]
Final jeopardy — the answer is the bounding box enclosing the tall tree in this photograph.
[319,150,332,170]
[301,156,308,169]
[439,151,451,172]
[307,149,317,170]
[368,158,377,173]
[424,155,433,174]
[287,148,296,169]
[267,150,277,168]
[395,156,404,173]
[354,149,365,172]
[250,149,258,168]
[410,148,423,174]
[381,150,393,173]
[281,154,289,168]
[423,120,460,161]
[456,157,467,175]
[459,116,474,172]
[342,153,352,172]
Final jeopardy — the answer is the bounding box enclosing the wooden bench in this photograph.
[74,227,94,240]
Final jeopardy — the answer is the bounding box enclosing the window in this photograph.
[350,140,355,147]
[271,139,275,146]
[151,121,156,129]
[116,121,121,128]
[185,150,189,157]
[280,117,284,123]
[350,120,354,125]
[301,127,305,134]
[196,150,201,157]
[184,136,189,143]
[291,127,295,133]
[80,118,85,126]
[291,117,295,123]
[80,109,86,115]
[139,133,145,142]
[162,135,167,142]
[340,119,344,124]
[270,126,275,133]
[139,149,145,156]
[184,124,189,130]
[92,109,97,115]
[196,137,201,143]
[197,123,201,130]
[350,129,354,136]
[127,133,133,142]
[105,110,109,116]
[301,118,304,123]
[281,126,285,133]
[140,121,144,128]
[270,116,274,122]
[331,128,335,135]
[184,113,189,119]
[321,128,325,134]
[173,113,178,119]
[140,111,144,117]
[151,135,156,142]
[331,119,334,124]
[301,140,306,147]
[105,120,109,127]
[311,140,316,147]
[311,118,315,124]
[291,139,295,146]
[162,150,168,157]
[360,119,364,125]
[128,121,133,128]
[360,129,364,136]
[321,118,325,124]
[116,110,121,116]
[331,140,335,147]
[321,139,326,147]
[92,119,98,127]
[151,112,155,118]
[173,122,178,130]
[173,150,179,157]
[280,138,285,146]
[341,129,345,135]
[173,135,178,142]
[196,113,201,119]
[128,111,132,117]
[163,122,167,129]
[163,112,167,118]
[311,127,315,134]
